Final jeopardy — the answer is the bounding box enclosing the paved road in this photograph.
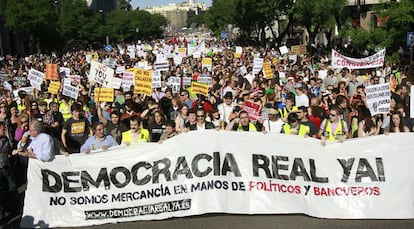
[6,213,414,229]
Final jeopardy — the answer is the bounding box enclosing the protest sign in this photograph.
[253,58,263,75]
[152,71,162,88]
[182,77,192,86]
[94,88,114,102]
[110,78,122,89]
[0,71,8,85]
[45,64,58,80]
[28,68,45,90]
[178,47,187,58]
[62,84,79,100]
[59,67,70,77]
[48,81,61,94]
[122,71,134,91]
[263,62,273,79]
[69,75,81,85]
[197,77,212,86]
[134,69,152,96]
[279,46,289,55]
[168,77,181,94]
[21,132,414,228]
[290,45,307,55]
[202,58,213,72]
[3,81,12,91]
[243,101,261,120]
[331,49,385,69]
[234,46,242,58]
[13,86,34,98]
[116,66,126,75]
[365,83,391,116]
[187,40,205,57]
[90,62,114,87]
[191,82,208,96]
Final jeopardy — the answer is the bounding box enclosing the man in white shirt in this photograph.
[294,83,309,107]
[261,108,284,133]
[217,92,235,123]
[19,121,54,162]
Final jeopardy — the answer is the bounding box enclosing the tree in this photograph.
[205,0,237,36]
[117,0,132,11]
[57,0,101,46]
[4,0,58,52]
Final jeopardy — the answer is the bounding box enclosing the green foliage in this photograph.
[187,13,205,28]
[57,0,101,44]
[205,0,237,36]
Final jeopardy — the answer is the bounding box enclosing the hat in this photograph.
[223,91,233,99]
[38,101,47,106]
[268,108,279,115]
[293,83,303,89]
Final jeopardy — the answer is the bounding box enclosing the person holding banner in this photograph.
[80,122,118,154]
[281,113,310,137]
[226,110,258,132]
[319,105,349,146]
[189,108,215,131]
[61,104,90,154]
[18,120,54,162]
[121,116,149,145]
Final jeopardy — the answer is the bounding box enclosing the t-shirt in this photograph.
[63,118,90,153]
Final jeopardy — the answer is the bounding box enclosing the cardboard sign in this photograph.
[28,68,45,90]
[134,69,152,96]
[90,61,114,87]
[365,83,391,116]
[263,62,273,79]
[62,84,79,100]
[45,64,58,80]
[191,82,208,97]
[202,58,213,72]
[290,45,307,55]
[48,81,61,94]
[243,100,261,120]
[94,88,114,102]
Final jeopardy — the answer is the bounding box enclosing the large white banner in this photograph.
[331,49,386,69]
[22,132,414,228]
[365,83,391,116]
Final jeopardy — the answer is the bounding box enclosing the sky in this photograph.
[130,0,212,10]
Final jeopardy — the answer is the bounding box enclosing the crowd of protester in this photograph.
[0,34,413,224]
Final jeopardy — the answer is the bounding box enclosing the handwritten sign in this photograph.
[134,69,152,96]
[90,61,114,87]
[94,88,114,102]
[28,68,45,90]
[191,82,208,97]
[48,81,61,94]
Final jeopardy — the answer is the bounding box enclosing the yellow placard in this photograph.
[234,53,241,59]
[94,88,114,102]
[48,81,61,94]
[263,62,273,79]
[134,69,152,96]
[202,58,212,66]
[191,82,208,97]
[178,48,186,56]
[272,57,279,66]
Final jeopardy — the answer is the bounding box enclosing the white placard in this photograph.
[110,78,122,89]
[168,76,181,93]
[253,58,263,75]
[197,77,212,86]
[21,132,414,228]
[235,46,242,54]
[59,67,70,77]
[90,62,114,88]
[62,84,79,99]
[365,83,391,116]
[279,46,289,55]
[152,71,162,88]
[116,66,126,75]
[182,77,192,86]
[122,71,134,91]
[28,68,45,90]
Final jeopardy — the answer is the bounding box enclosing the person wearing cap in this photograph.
[294,82,309,107]
[261,108,284,133]
[61,103,91,154]
[217,91,235,123]
[281,112,310,137]
[34,101,54,135]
